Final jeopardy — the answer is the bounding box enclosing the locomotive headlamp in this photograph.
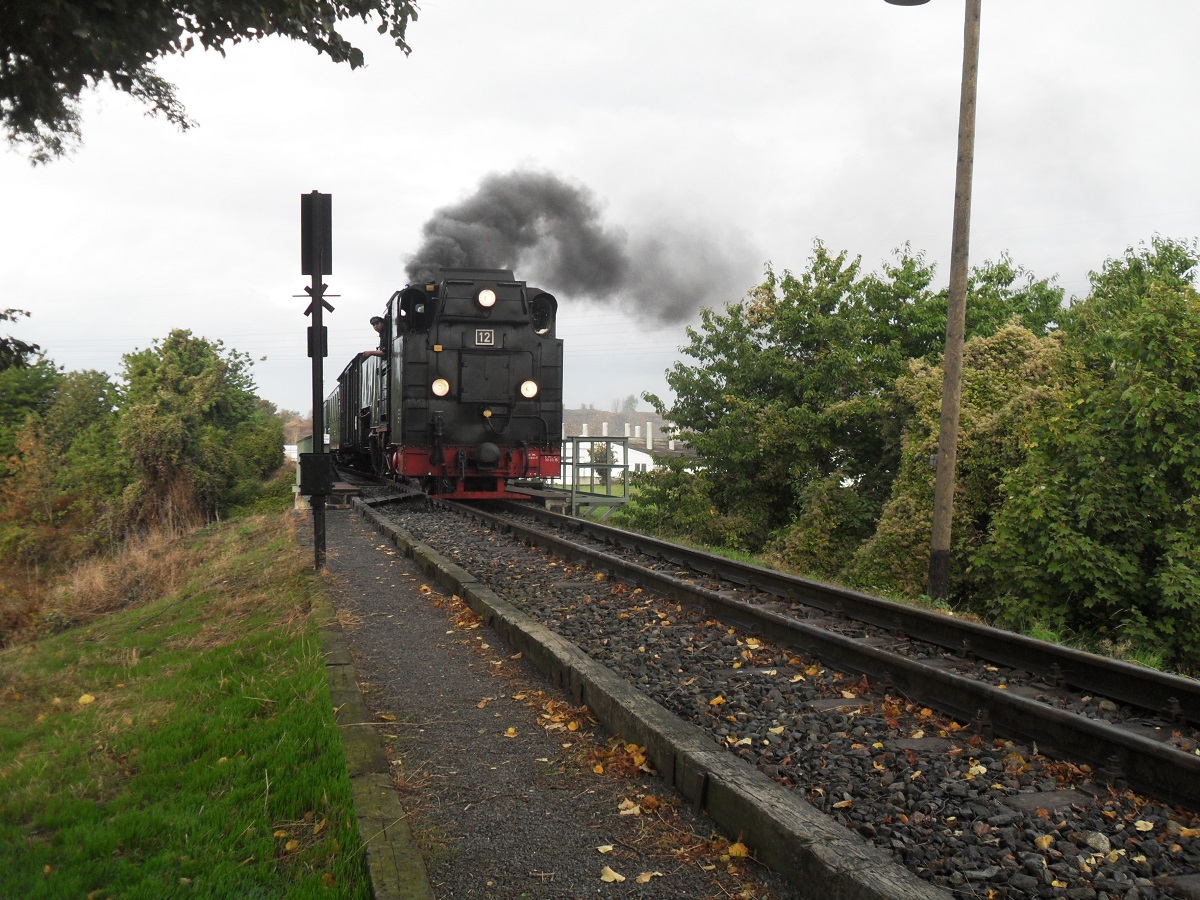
[477,288,497,308]
[431,378,450,397]
[520,380,539,399]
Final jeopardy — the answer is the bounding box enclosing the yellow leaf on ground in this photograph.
[274,830,287,838]
[593,764,604,774]
[727,841,750,858]
[77,694,95,706]
[568,721,579,732]
[321,873,336,888]
[709,695,726,707]
[285,840,299,852]
[618,799,641,816]
[635,872,664,883]
[919,708,933,718]
[599,866,625,883]
[314,819,326,835]
[832,799,853,809]
[504,727,517,738]
[596,845,614,854]
[378,714,396,721]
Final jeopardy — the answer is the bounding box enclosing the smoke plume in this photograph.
[404,170,753,324]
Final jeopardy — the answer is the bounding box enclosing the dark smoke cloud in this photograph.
[404,170,755,325]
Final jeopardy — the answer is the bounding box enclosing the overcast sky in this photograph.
[4,1,1198,416]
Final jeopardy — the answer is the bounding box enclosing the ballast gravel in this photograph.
[377,501,1200,900]
[320,507,796,899]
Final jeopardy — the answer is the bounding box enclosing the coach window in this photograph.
[394,286,435,334]
[529,291,557,336]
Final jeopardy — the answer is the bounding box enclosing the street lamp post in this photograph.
[885,0,982,600]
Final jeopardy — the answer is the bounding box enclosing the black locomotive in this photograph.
[325,268,564,499]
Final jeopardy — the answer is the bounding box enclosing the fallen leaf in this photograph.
[378,714,396,722]
[1134,820,1154,832]
[593,764,605,775]
[321,873,336,888]
[635,871,664,883]
[1034,835,1054,850]
[832,799,853,809]
[274,830,287,839]
[709,695,726,707]
[599,866,625,883]
[504,727,517,738]
[285,840,299,852]
[618,799,642,816]
[77,694,95,706]
[727,841,749,858]
[596,845,614,854]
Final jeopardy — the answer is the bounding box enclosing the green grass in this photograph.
[0,514,369,899]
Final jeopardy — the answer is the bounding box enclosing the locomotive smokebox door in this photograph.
[299,452,334,496]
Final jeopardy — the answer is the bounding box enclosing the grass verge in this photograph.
[0,513,369,899]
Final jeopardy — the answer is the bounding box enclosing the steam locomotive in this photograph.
[324,268,564,499]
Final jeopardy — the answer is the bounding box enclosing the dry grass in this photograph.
[0,515,299,649]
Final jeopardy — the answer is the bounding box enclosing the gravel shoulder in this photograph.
[319,506,796,899]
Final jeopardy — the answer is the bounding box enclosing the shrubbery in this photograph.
[632,237,1200,669]
[0,324,289,644]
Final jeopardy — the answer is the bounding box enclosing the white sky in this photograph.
[3,1,1198,416]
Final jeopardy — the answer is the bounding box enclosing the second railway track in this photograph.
[359,492,1200,899]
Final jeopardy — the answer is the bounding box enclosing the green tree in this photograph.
[838,322,1062,596]
[647,242,1061,555]
[1,0,419,162]
[0,309,41,370]
[0,351,61,479]
[977,239,1200,667]
[0,370,126,563]
[0,310,56,469]
[117,329,282,532]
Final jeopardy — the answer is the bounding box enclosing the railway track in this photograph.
[471,502,1200,807]
[357,493,1200,898]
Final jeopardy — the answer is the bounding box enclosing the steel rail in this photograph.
[441,500,1200,806]
[497,503,1200,728]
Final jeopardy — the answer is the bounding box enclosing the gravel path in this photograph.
[321,506,797,899]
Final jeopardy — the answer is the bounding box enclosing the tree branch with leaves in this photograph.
[0,0,419,162]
